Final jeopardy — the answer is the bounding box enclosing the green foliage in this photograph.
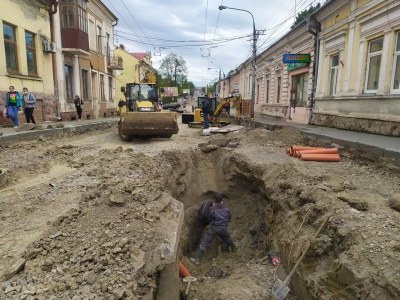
[291,3,321,29]
[157,52,196,96]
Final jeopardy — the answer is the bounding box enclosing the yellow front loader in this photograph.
[119,82,179,141]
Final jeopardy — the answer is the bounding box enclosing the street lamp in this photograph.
[219,5,256,119]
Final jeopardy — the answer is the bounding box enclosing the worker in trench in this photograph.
[190,193,237,265]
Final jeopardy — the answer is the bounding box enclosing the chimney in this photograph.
[119,44,125,50]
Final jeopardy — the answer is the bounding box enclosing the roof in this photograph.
[130,53,148,60]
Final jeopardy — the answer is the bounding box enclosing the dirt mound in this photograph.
[0,124,399,300]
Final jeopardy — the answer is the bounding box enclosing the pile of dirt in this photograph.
[0,123,399,300]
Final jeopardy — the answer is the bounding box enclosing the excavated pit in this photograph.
[169,153,303,300]
[164,150,400,300]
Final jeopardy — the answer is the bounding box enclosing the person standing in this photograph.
[74,95,84,121]
[5,86,22,128]
[202,95,211,129]
[22,87,36,124]
[193,199,213,251]
[190,193,237,265]
[224,99,230,115]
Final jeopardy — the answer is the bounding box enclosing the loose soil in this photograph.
[0,115,399,300]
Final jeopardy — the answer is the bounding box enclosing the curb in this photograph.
[301,129,400,160]
[0,120,118,145]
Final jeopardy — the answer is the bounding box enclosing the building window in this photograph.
[100,74,105,100]
[329,55,339,96]
[392,32,400,92]
[106,33,110,56]
[365,37,383,92]
[3,23,18,72]
[25,31,37,75]
[81,69,88,99]
[65,65,74,99]
[292,73,309,107]
[77,0,88,33]
[61,0,75,28]
[97,26,102,53]
[108,76,113,100]
[276,76,281,103]
[266,79,270,103]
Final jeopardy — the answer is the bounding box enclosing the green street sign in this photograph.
[287,63,308,71]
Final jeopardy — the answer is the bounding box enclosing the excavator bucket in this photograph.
[119,111,179,141]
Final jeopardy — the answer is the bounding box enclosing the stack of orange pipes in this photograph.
[285,146,341,162]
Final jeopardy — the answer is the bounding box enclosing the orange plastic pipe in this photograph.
[300,154,341,162]
[179,261,191,278]
[297,148,338,157]
[291,146,324,151]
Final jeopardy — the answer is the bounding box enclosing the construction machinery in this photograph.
[119,72,179,141]
[187,96,229,127]
[187,94,242,127]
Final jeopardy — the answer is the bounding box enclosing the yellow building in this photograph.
[114,45,155,112]
[0,0,56,124]
[313,0,400,136]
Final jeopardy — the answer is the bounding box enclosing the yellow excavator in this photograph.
[188,94,241,127]
[119,73,179,141]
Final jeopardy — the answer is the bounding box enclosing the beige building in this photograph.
[0,0,57,125]
[52,0,121,120]
[247,21,316,124]
[312,0,400,136]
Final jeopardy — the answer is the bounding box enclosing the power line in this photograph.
[119,0,153,52]
[104,0,148,49]
[115,30,250,43]
[115,32,252,48]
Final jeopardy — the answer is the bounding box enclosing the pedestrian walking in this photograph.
[190,193,237,265]
[193,199,213,251]
[22,87,36,124]
[74,95,84,121]
[5,86,22,128]
[202,95,211,129]
[192,105,195,113]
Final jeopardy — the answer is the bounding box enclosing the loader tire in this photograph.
[119,124,133,142]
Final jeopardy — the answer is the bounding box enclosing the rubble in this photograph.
[0,124,399,299]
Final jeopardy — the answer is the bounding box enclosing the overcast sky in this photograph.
[104,0,324,87]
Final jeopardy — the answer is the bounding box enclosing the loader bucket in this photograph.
[119,111,179,140]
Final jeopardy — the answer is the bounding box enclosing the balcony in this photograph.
[61,28,90,56]
[107,55,123,70]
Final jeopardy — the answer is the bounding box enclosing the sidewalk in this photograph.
[0,117,119,144]
[253,114,400,160]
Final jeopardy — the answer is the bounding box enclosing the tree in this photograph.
[291,3,321,29]
[159,53,188,85]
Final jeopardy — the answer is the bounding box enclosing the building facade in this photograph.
[53,0,120,121]
[253,21,316,124]
[312,0,400,136]
[0,0,57,125]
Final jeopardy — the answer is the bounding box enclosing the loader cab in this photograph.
[121,83,158,112]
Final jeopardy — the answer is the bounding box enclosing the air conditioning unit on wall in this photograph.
[43,40,56,53]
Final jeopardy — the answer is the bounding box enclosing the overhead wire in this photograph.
[119,0,153,53]
[104,0,145,47]
[115,32,252,48]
